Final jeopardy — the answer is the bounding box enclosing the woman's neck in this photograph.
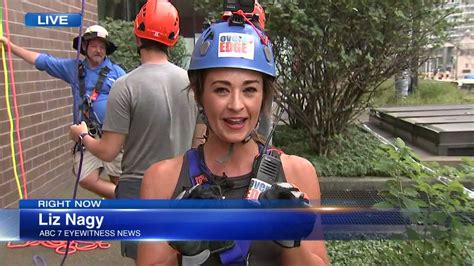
[203,135,259,177]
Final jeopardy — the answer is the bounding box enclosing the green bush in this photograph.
[100,17,189,72]
[373,140,474,265]
[273,124,393,177]
[371,79,474,107]
[327,240,403,265]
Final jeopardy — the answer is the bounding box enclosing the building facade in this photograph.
[423,0,474,79]
[0,0,98,207]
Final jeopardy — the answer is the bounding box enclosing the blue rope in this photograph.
[60,144,84,266]
[29,1,86,265]
[72,0,86,124]
[60,1,86,265]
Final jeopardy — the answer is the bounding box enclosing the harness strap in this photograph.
[186,149,201,186]
[77,63,110,99]
[91,66,110,101]
[185,148,252,265]
[219,241,251,266]
[78,63,86,98]
[77,63,111,136]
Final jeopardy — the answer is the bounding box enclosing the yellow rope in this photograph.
[0,5,23,199]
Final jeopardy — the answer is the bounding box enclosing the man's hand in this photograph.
[0,36,10,46]
[69,121,88,142]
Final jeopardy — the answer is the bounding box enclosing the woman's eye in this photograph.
[244,87,258,94]
[214,87,229,95]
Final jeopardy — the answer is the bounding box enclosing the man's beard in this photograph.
[88,54,104,66]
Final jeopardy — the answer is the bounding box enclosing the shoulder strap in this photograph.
[76,64,110,101]
[90,66,110,101]
[77,62,86,98]
[220,241,251,266]
[184,146,252,266]
[185,148,203,186]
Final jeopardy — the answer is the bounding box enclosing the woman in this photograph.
[138,17,328,266]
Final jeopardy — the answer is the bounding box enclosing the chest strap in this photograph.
[184,148,251,266]
[77,63,110,100]
[77,63,110,136]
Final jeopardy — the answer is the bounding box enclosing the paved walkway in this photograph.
[0,180,135,266]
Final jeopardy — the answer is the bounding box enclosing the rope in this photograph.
[61,0,88,262]
[60,144,84,266]
[3,0,111,264]
[2,0,28,199]
[7,241,111,255]
[234,10,268,45]
[72,0,86,123]
[0,0,24,200]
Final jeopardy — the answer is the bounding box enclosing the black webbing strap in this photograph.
[77,63,111,137]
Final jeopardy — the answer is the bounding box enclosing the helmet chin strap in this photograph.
[215,129,255,164]
[201,108,257,164]
[216,143,234,164]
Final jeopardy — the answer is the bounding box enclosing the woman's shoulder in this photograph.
[141,155,184,199]
[280,153,320,199]
[280,153,316,175]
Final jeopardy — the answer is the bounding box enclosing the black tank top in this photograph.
[171,145,287,266]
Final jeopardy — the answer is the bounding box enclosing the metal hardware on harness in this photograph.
[77,63,110,137]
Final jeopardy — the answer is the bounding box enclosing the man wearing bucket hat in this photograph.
[0,25,126,199]
[69,0,203,260]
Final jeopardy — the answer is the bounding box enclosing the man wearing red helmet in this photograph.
[1,25,126,199]
[69,0,203,261]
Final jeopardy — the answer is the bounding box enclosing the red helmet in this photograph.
[134,0,180,47]
[252,1,266,29]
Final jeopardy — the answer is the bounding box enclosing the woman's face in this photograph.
[201,68,263,144]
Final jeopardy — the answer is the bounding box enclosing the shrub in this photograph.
[371,79,474,107]
[274,124,392,177]
[374,140,474,265]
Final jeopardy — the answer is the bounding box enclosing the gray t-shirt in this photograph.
[103,62,197,180]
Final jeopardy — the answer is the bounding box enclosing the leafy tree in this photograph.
[194,1,455,154]
[100,17,190,72]
[267,1,456,154]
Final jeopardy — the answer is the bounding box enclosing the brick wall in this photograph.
[0,0,98,207]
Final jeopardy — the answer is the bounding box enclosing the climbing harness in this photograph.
[77,62,110,137]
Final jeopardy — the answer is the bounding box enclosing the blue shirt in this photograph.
[35,54,126,125]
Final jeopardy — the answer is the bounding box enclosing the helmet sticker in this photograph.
[218,33,255,60]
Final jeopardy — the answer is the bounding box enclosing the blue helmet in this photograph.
[188,21,276,78]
